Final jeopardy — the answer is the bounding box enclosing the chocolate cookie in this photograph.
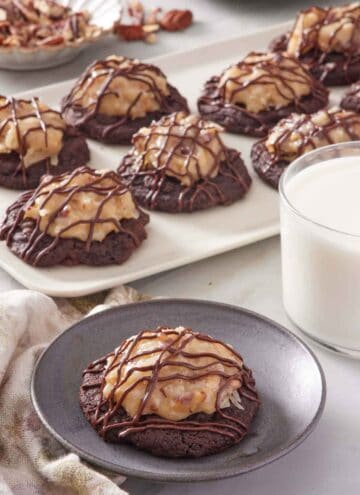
[251,140,288,190]
[79,326,260,458]
[62,56,189,145]
[251,108,360,189]
[198,52,329,137]
[269,5,360,86]
[341,81,360,112]
[118,112,252,213]
[80,365,259,458]
[0,128,90,190]
[0,167,149,267]
[0,96,90,190]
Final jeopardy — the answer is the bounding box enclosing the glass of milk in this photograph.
[280,141,360,358]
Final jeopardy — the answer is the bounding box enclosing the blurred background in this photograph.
[0,0,350,91]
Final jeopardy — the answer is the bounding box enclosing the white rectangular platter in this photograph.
[0,21,344,296]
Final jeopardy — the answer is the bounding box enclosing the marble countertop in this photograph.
[0,1,359,494]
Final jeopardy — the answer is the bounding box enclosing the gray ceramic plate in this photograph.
[31,299,326,482]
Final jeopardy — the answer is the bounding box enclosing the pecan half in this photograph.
[160,9,193,32]
[38,35,65,46]
[113,24,146,41]
[113,22,159,42]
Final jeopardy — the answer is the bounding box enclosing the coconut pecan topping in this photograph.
[81,326,259,439]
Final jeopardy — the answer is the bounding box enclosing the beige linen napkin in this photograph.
[0,286,149,495]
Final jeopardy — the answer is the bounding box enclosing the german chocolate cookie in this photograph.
[0,96,89,190]
[118,112,252,213]
[341,81,360,112]
[269,4,360,86]
[62,56,189,145]
[197,52,328,137]
[80,326,260,458]
[0,167,149,267]
[251,108,360,188]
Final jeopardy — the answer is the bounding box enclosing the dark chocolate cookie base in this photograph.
[118,149,252,213]
[62,85,189,145]
[79,365,259,458]
[0,196,149,267]
[0,129,90,190]
[340,82,360,113]
[269,33,360,86]
[197,75,329,137]
[251,140,289,189]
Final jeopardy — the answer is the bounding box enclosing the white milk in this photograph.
[281,156,360,351]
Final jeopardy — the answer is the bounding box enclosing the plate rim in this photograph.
[0,224,279,297]
[31,298,327,482]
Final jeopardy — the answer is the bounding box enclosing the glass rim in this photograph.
[279,141,360,239]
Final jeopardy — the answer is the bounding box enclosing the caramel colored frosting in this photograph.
[130,112,226,186]
[65,55,170,120]
[219,52,313,113]
[265,108,360,161]
[0,96,65,167]
[103,326,244,422]
[287,3,360,56]
[24,167,139,242]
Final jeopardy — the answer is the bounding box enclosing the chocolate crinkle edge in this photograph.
[0,127,90,190]
[268,32,360,86]
[118,148,252,213]
[79,361,260,458]
[61,84,189,145]
[197,75,329,137]
[0,193,150,267]
[251,139,289,189]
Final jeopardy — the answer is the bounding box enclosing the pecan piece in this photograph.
[37,35,64,46]
[113,23,146,41]
[127,0,145,24]
[113,22,159,42]
[160,9,193,31]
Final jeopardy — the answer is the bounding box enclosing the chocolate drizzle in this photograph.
[61,56,189,144]
[219,52,320,111]
[197,52,328,137]
[270,5,360,85]
[251,108,360,188]
[288,5,360,58]
[81,327,259,441]
[0,96,64,186]
[118,112,252,212]
[265,109,360,164]
[0,166,145,265]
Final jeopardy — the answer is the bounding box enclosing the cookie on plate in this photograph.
[80,326,260,458]
[341,80,360,112]
[0,167,149,267]
[197,52,329,137]
[269,4,360,86]
[61,55,189,144]
[0,96,89,190]
[251,108,360,188]
[117,112,252,213]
